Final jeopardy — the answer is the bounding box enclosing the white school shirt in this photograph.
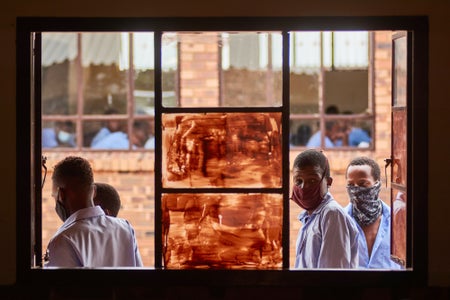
[295,193,359,269]
[46,206,143,268]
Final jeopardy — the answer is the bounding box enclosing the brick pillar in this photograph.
[179,33,220,107]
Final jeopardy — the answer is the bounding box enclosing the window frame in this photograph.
[16,16,428,287]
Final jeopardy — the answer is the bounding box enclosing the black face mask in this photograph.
[55,190,69,222]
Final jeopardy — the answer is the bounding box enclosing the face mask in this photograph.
[291,168,327,211]
[347,181,382,226]
[55,190,69,222]
[57,130,72,143]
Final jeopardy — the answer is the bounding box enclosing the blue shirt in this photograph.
[91,131,130,149]
[46,206,143,267]
[348,127,371,147]
[345,201,403,269]
[42,128,58,148]
[306,131,335,148]
[91,127,111,147]
[295,193,359,268]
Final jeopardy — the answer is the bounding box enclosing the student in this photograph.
[91,120,150,149]
[93,182,121,217]
[291,149,358,268]
[345,157,402,269]
[45,156,143,267]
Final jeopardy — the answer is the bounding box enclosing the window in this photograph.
[17,17,428,286]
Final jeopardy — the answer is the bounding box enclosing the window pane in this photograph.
[162,193,283,269]
[42,120,76,148]
[162,112,282,188]
[42,33,78,115]
[82,33,128,115]
[161,32,282,107]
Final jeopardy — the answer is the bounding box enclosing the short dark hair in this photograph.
[52,156,94,191]
[293,149,330,178]
[346,156,381,181]
[94,182,121,217]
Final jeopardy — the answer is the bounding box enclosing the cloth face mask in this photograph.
[347,180,382,226]
[291,170,326,211]
[55,190,69,222]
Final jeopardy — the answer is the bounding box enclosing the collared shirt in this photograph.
[91,131,129,149]
[346,201,403,269]
[306,131,336,148]
[295,193,359,269]
[46,206,143,268]
[90,127,111,147]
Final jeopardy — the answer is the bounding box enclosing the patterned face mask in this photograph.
[347,181,382,226]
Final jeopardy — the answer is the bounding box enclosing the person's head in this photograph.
[93,182,121,217]
[346,156,380,187]
[131,120,150,148]
[51,156,95,221]
[104,107,122,132]
[325,105,339,114]
[325,120,342,142]
[291,149,332,212]
[346,157,382,226]
[55,121,75,146]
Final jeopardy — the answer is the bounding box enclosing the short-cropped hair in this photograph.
[293,149,330,178]
[346,156,381,181]
[52,156,94,190]
[94,182,121,217]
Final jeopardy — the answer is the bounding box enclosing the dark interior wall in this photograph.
[2,0,450,296]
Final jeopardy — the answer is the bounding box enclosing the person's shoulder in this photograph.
[321,199,349,218]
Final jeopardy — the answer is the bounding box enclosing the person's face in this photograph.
[107,120,121,132]
[293,164,331,198]
[346,164,376,188]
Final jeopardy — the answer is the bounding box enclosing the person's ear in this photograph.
[327,176,333,187]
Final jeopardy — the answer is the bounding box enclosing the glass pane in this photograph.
[83,119,127,148]
[290,71,319,114]
[42,33,78,115]
[394,35,407,107]
[133,33,156,116]
[42,120,76,148]
[82,33,128,115]
[161,32,282,107]
[162,193,283,269]
[162,112,282,188]
[222,32,282,107]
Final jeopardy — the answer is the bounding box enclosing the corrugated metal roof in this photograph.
[42,33,122,67]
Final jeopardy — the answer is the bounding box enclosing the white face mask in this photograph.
[57,130,73,143]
